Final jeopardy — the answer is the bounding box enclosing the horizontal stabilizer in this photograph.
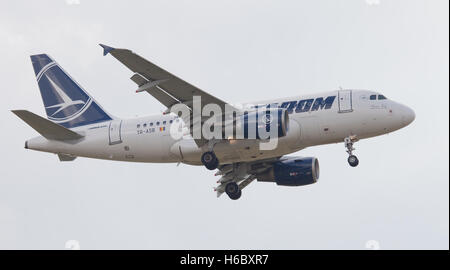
[12,110,84,141]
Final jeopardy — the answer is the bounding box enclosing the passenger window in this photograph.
[370,95,376,100]
[378,95,387,100]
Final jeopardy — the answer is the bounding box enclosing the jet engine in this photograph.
[256,157,320,186]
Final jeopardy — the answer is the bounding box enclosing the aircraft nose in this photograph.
[401,105,415,126]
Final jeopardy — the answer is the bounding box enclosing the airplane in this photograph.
[12,44,415,200]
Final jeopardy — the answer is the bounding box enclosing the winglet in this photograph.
[99,44,115,56]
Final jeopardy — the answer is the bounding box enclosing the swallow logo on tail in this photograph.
[44,74,86,116]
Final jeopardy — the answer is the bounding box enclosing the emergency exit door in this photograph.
[338,90,353,113]
[109,120,122,145]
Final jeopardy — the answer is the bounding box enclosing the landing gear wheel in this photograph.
[344,135,359,167]
[348,155,359,167]
[225,182,241,200]
[201,151,219,170]
[228,190,242,200]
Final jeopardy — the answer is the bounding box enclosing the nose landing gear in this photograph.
[347,155,359,167]
[344,135,359,167]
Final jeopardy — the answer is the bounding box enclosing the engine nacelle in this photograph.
[257,157,320,186]
[232,108,288,139]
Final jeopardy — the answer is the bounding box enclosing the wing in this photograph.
[100,44,241,146]
[214,157,281,197]
[100,44,237,113]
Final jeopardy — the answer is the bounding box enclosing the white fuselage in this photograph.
[25,90,415,165]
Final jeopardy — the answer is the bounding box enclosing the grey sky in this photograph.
[0,0,448,249]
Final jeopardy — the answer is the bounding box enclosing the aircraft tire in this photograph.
[348,155,359,167]
[201,151,219,170]
[225,182,241,200]
[228,190,242,200]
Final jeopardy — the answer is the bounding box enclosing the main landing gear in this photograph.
[201,140,220,170]
[225,182,241,200]
[201,151,219,170]
[344,135,359,167]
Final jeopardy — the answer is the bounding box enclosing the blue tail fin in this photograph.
[31,54,113,128]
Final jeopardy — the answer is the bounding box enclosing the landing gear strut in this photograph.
[201,151,219,170]
[344,135,359,167]
[225,182,241,200]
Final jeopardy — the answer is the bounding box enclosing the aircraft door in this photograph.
[109,120,122,145]
[338,90,353,113]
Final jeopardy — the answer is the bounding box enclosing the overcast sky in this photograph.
[0,0,448,249]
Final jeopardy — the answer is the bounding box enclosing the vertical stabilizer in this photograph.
[31,54,113,128]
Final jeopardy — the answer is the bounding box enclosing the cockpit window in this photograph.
[378,95,387,100]
[370,95,377,100]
